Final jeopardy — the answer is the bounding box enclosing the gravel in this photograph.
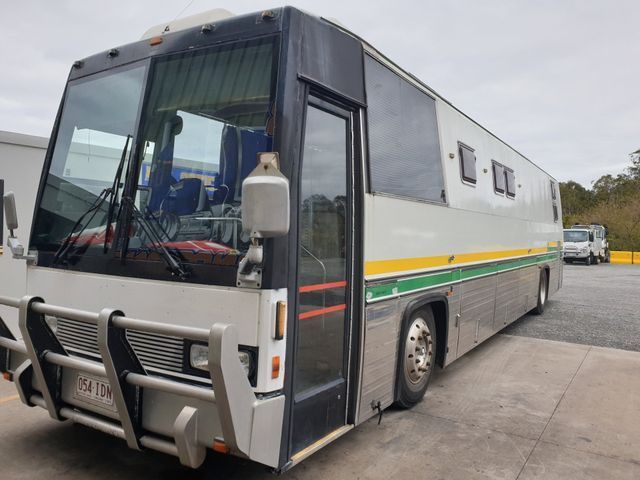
[503,263,640,352]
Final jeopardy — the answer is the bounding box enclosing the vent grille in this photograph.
[55,318,185,374]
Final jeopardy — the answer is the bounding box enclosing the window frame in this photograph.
[505,167,516,198]
[550,180,559,222]
[458,141,477,186]
[492,161,505,195]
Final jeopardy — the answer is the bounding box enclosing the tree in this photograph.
[592,173,640,204]
[559,181,594,215]
[628,149,640,179]
[589,196,640,251]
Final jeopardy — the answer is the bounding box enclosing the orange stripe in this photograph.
[299,304,346,320]
[299,280,347,293]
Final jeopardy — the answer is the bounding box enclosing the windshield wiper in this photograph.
[52,187,111,266]
[121,196,190,279]
[53,135,134,266]
[103,134,132,253]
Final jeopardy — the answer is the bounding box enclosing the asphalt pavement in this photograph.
[504,263,640,351]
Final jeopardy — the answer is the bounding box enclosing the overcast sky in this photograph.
[1,0,638,187]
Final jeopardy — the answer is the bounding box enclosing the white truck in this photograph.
[563,224,610,265]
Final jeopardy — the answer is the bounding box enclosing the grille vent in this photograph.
[55,318,185,374]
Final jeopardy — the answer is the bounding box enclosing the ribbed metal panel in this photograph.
[55,318,185,374]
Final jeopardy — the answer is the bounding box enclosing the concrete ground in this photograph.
[1,264,639,479]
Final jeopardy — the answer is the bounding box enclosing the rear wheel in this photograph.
[395,307,437,408]
[532,270,548,315]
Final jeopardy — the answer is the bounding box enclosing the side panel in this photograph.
[357,285,451,425]
[458,275,496,355]
[494,268,521,330]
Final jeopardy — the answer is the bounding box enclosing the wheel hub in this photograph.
[405,317,433,384]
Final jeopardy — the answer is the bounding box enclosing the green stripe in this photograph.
[365,252,559,302]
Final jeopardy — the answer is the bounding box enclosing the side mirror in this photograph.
[4,191,18,234]
[241,152,290,238]
[3,191,36,263]
[237,152,289,288]
[589,233,594,242]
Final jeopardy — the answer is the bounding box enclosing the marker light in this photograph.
[271,355,280,379]
[275,301,286,340]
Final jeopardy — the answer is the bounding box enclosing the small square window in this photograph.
[459,143,476,184]
[505,168,516,197]
[492,162,505,194]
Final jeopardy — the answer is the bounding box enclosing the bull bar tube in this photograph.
[0,294,284,468]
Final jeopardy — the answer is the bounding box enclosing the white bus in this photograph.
[0,7,563,472]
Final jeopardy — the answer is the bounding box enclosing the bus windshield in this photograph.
[31,36,279,283]
[564,230,589,242]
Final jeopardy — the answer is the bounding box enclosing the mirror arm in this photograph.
[6,235,38,264]
[236,239,263,288]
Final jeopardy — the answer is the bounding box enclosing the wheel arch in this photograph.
[393,294,449,403]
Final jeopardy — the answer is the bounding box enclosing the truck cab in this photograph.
[563,224,609,265]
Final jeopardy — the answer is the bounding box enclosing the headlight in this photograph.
[189,344,209,371]
[189,344,253,377]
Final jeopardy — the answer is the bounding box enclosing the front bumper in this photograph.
[0,295,284,469]
[563,251,589,259]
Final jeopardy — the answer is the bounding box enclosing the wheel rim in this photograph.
[405,317,434,384]
[540,273,547,305]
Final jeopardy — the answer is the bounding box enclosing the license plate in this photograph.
[75,374,114,407]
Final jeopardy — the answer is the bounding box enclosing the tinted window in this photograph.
[365,56,444,202]
[505,168,516,197]
[459,143,476,184]
[492,162,505,193]
[550,180,557,200]
[553,204,559,222]
[296,103,348,395]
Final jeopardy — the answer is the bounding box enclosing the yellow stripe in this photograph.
[365,247,550,277]
[0,395,19,405]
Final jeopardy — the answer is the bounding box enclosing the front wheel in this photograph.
[395,307,437,409]
[585,255,592,266]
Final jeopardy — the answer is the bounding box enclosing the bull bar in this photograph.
[0,294,284,468]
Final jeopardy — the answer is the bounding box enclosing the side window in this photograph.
[550,180,559,222]
[505,168,516,198]
[365,55,445,203]
[459,143,477,184]
[492,161,505,194]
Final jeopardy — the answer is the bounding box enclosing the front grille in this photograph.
[56,318,185,374]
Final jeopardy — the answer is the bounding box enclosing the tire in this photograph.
[395,307,437,409]
[585,255,592,266]
[532,270,548,315]
[594,255,600,265]
[605,251,611,263]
